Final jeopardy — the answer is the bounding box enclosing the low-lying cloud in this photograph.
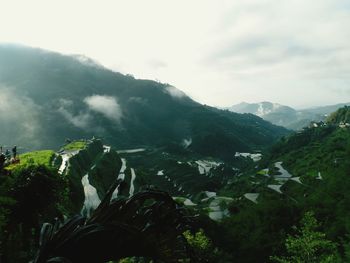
[84,95,122,121]
[165,86,186,99]
[0,87,42,148]
[182,138,192,148]
[57,100,91,129]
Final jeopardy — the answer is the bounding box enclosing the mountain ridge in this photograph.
[227,101,350,130]
[0,45,288,158]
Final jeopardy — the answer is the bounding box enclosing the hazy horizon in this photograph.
[1,0,349,108]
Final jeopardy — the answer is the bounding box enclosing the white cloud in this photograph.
[0,87,42,146]
[58,110,91,129]
[165,86,186,99]
[182,138,192,148]
[84,95,122,121]
[57,99,91,128]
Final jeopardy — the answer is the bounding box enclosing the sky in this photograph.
[0,0,349,108]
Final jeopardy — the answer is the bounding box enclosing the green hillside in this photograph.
[0,139,122,261]
[5,150,55,171]
[327,106,350,125]
[267,106,350,178]
[210,111,350,262]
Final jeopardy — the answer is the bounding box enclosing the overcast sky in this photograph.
[0,0,349,108]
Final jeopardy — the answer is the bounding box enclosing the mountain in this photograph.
[304,103,350,116]
[326,105,350,124]
[0,45,288,158]
[228,101,294,117]
[227,101,350,130]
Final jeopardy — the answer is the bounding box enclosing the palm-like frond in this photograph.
[34,179,193,263]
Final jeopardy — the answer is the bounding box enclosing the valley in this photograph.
[1,46,350,263]
[2,108,350,262]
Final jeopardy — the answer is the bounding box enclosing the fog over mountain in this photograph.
[228,101,350,130]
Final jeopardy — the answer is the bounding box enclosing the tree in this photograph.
[271,212,340,263]
[183,229,232,263]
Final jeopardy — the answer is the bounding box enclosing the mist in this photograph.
[84,95,123,122]
[0,87,42,149]
[56,98,91,130]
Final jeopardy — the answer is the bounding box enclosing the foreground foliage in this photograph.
[271,212,340,263]
[34,180,192,263]
[0,165,68,262]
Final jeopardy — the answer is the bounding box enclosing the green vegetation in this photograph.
[0,165,68,262]
[327,106,350,124]
[5,150,55,170]
[271,212,340,263]
[0,140,113,262]
[2,124,350,262]
[211,123,350,262]
[183,229,233,262]
[180,120,350,262]
[267,125,349,179]
[184,229,211,251]
[0,62,349,262]
[62,140,87,151]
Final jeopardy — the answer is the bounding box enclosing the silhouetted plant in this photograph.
[33,179,194,263]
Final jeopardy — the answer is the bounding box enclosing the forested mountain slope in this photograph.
[0,45,288,158]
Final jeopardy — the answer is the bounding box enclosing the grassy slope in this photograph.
[6,150,56,170]
[62,141,87,151]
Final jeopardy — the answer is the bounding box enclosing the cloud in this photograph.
[0,87,42,147]
[165,86,186,99]
[148,59,167,70]
[182,138,192,148]
[57,96,123,129]
[72,54,104,69]
[198,0,350,107]
[57,100,91,129]
[207,1,350,70]
[84,95,123,121]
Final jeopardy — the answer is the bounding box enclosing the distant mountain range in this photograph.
[227,101,350,130]
[0,45,288,158]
